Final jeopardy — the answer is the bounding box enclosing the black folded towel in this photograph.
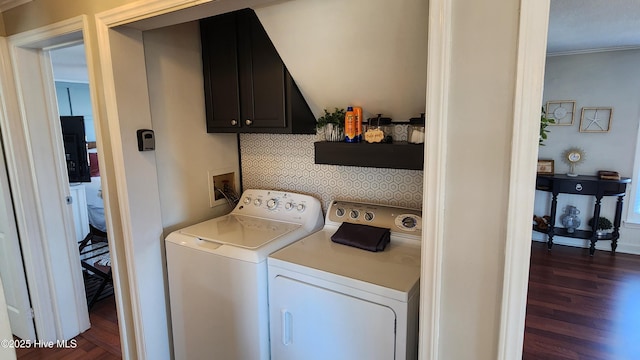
[331,222,391,252]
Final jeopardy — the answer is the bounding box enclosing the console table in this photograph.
[534,174,631,255]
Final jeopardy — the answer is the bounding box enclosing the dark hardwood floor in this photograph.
[524,241,640,360]
[16,296,121,359]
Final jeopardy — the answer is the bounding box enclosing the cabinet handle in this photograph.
[245,119,252,126]
[231,119,237,126]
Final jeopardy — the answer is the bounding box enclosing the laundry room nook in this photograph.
[138,1,427,358]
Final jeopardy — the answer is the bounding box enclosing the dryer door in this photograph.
[270,275,396,360]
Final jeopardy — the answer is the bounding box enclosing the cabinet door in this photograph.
[237,10,287,130]
[201,13,242,132]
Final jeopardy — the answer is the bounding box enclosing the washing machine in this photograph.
[165,189,323,360]
[268,200,422,360]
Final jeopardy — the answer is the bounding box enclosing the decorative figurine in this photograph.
[561,205,581,233]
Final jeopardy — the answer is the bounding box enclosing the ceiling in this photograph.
[547,0,640,55]
[48,0,640,80]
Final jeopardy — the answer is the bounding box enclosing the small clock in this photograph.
[567,151,581,162]
[562,147,585,177]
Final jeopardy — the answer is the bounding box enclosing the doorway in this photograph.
[523,2,640,358]
[49,41,120,337]
[0,23,113,343]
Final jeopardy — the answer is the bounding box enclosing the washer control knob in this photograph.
[350,210,360,219]
[243,197,251,204]
[297,203,305,212]
[336,208,345,217]
[267,199,278,210]
[364,212,375,221]
[254,199,262,206]
[402,216,417,228]
[285,202,294,210]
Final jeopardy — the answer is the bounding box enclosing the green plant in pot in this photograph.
[588,216,613,238]
[317,108,346,142]
[539,106,555,146]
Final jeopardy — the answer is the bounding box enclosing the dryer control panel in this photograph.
[326,200,422,236]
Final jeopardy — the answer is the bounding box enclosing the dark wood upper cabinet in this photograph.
[200,9,316,134]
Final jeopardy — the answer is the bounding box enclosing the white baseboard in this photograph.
[614,242,640,255]
[531,235,640,256]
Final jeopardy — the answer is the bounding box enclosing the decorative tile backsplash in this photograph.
[239,132,424,212]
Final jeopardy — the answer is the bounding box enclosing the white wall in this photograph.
[438,0,520,357]
[255,0,428,121]
[143,21,240,235]
[535,49,640,254]
[109,26,170,359]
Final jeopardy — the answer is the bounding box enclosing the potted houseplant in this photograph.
[540,106,555,146]
[588,216,613,238]
[317,108,346,142]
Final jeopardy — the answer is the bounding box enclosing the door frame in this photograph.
[0,15,97,341]
[94,0,552,358]
[497,0,551,358]
[421,0,550,358]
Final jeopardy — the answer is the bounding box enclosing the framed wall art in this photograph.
[537,159,554,175]
[580,107,612,133]
[545,100,576,126]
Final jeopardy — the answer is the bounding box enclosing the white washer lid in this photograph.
[179,214,300,249]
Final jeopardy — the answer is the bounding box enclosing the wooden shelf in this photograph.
[314,141,424,170]
[533,225,614,241]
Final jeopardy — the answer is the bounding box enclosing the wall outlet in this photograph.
[208,170,237,207]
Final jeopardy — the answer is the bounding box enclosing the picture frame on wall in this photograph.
[580,107,612,133]
[545,100,576,126]
[537,159,554,175]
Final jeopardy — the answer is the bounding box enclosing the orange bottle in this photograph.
[353,106,363,142]
[344,106,357,143]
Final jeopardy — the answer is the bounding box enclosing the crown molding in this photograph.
[0,0,32,12]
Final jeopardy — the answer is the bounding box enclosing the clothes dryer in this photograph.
[268,200,422,360]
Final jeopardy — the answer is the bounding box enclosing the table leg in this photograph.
[589,196,602,256]
[612,195,624,253]
[548,192,558,250]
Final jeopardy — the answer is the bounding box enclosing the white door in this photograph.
[269,275,396,360]
[0,36,90,341]
[0,137,36,341]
